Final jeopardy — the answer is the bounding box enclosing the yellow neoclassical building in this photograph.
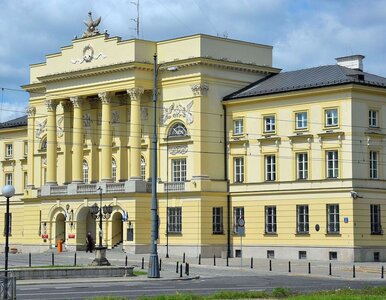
[1,17,386,262]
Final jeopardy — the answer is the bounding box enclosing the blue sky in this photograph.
[1,0,386,122]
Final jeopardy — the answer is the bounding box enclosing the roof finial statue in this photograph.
[82,12,102,38]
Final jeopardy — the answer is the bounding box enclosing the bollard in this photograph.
[308,262,311,274]
[329,263,332,276]
[186,263,190,276]
[125,255,128,267]
[159,258,162,271]
[52,252,54,266]
[382,266,384,279]
[74,252,77,266]
[180,264,183,277]
[176,261,179,273]
[269,259,272,271]
[226,256,229,267]
[353,265,356,278]
[288,261,291,273]
[141,257,144,269]
[250,257,253,269]
[198,254,201,265]
[183,252,185,263]
[29,253,31,267]
[214,254,216,266]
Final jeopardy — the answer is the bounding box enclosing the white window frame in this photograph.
[369,110,379,128]
[112,159,117,182]
[326,150,339,178]
[297,205,309,233]
[265,206,277,234]
[233,119,244,135]
[325,108,338,127]
[296,152,308,180]
[83,160,89,183]
[234,157,244,183]
[5,173,12,186]
[233,207,244,234]
[370,204,382,234]
[370,151,379,179]
[264,115,276,133]
[5,143,12,158]
[265,155,276,181]
[295,111,308,130]
[327,204,340,233]
[168,207,182,233]
[141,157,146,180]
[172,158,186,182]
[212,207,223,234]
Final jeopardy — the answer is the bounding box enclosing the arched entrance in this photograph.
[54,213,65,246]
[76,206,96,250]
[111,211,123,248]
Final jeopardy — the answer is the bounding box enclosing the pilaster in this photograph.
[26,106,36,188]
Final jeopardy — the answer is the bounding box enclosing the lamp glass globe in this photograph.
[2,185,15,198]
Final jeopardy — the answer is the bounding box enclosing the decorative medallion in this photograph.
[71,44,107,64]
[36,119,47,139]
[141,107,148,121]
[83,113,92,128]
[112,111,120,124]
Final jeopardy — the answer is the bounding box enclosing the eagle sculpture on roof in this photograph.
[82,12,101,38]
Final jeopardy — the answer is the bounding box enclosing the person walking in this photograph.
[86,232,94,253]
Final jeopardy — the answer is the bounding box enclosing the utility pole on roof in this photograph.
[130,0,140,38]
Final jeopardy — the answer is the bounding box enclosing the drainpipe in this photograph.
[223,104,231,258]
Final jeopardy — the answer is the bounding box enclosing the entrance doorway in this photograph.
[111,212,123,248]
[76,206,96,250]
[55,213,65,246]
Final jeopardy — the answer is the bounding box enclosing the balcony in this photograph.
[164,182,185,192]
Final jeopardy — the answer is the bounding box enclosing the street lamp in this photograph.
[2,184,15,299]
[89,186,112,265]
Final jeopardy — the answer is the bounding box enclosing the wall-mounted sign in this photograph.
[68,234,75,239]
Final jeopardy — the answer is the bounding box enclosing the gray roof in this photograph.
[0,115,27,129]
[224,65,386,100]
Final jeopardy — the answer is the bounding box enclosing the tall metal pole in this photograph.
[148,53,160,278]
[4,196,10,299]
[166,135,169,258]
[98,187,103,248]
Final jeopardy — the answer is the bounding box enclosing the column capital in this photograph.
[45,99,59,112]
[127,87,144,101]
[191,83,209,96]
[61,100,72,112]
[26,106,36,117]
[98,92,112,104]
[70,96,83,108]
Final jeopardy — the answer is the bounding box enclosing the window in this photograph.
[267,250,275,259]
[24,172,28,189]
[295,111,308,130]
[5,173,12,186]
[298,251,307,259]
[264,115,276,133]
[326,150,338,178]
[169,123,188,137]
[41,138,47,151]
[329,251,338,260]
[369,110,379,128]
[83,160,89,183]
[5,143,13,158]
[212,207,223,234]
[370,151,379,179]
[168,207,182,233]
[112,159,117,182]
[265,206,277,234]
[43,168,47,185]
[265,155,276,181]
[325,108,338,127]
[327,204,340,233]
[370,204,382,234]
[234,157,244,183]
[374,252,380,262]
[297,205,309,233]
[24,141,28,156]
[141,157,146,180]
[296,153,308,180]
[172,158,186,182]
[233,207,244,234]
[233,119,244,135]
[3,213,12,236]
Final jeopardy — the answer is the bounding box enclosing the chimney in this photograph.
[335,55,365,71]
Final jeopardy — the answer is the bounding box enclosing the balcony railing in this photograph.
[77,184,97,194]
[106,182,125,193]
[50,185,67,195]
[164,182,185,192]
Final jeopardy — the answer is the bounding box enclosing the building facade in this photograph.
[1,19,386,261]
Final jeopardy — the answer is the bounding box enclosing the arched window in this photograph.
[41,137,47,151]
[112,158,117,182]
[141,157,146,180]
[168,122,188,137]
[83,160,89,183]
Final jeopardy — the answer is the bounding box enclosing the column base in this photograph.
[91,246,111,266]
[148,253,160,278]
[45,182,58,186]
[130,176,143,181]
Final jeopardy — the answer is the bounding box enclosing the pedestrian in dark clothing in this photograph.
[86,232,94,253]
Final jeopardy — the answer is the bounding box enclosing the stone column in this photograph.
[26,106,36,188]
[98,92,113,182]
[70,96,84,183]
[45,99,58,185]
[127,87,144,180]
[61,101,73,184]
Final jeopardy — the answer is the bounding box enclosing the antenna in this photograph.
[130,0,140,38]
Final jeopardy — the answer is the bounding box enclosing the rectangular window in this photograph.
[24,141,28,156]
[297,205,309,233]
[5,173,12,186]
[172,159,186,182]
[370,151,379,179]
[369,110,379,128]
[265,155,276,181]
[233,119,244,135]
[5,143,13,158]
[24,172,28,189]
[327,204,340,233]
[370,204,382,234]
[296,153,308,180]
[265,206,277,234]
[234,157,244,183]
[212,207,223,234]
[267,250,275,259]
[3,213,12,236]
[295,111,308,130]
[264,115,276,133]
[326,150,339,178]
[168,207,182,233]
[233,207,244,234]
[325,108,338,127]
[298,251,307,259]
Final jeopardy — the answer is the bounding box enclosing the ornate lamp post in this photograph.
[90,186,112,266]
[2,184,15,299]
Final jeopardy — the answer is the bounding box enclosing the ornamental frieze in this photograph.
[83,113,92,128]
[169,145,188,155]
[161,101,193,126]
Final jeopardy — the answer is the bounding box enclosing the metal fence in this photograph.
[0,275,16,300]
